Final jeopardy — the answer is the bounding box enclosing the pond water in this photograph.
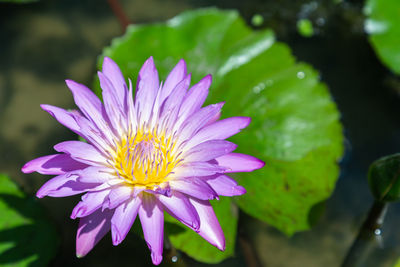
[1,0,400,266]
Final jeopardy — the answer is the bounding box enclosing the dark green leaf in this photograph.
[368,153,400,202]
[98,7,343,243]
[0,174,59,267]
[364,0,400,74]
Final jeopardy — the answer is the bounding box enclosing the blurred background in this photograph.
[1,0,400,266]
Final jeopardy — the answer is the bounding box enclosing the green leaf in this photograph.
[98,7,343,243]
[297,19,314,37]
[368,153,400,202]
[251,14,264,27]
[364,0,400,74]
[165,197,238,264]
[0,174,59,266]
[393,258,400,267]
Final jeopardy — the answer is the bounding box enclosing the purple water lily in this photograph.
[22,57,264,265]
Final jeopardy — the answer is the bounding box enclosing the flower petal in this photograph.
[65,79,111,137]
[107,186,133,209]
[102,56,127,106]
[178,74,211,119]
[65,79,102,118]
[184,140,237,162]
[73,115,113,152]
[40,104,81,135]
[36,173,98,198]
[54,141,106,166]
[135,56,159,124]
[214,153,265,172]
[77,166,115,183]
[111,197,141,246]
[138,194,164,265]
[206,175,246,196]
[177,102,224,143]
[71,190,110,219]
[76,208,113,258]
[185,116,251,149]
[190,198,225,251]
[158,191,200,230]
[160,59,187,103]
[159,74,191,132]
[174,162,227,178]
[98,71,126,133]
[169,178,218,200]
[126,79,138,130]
[22,154,87,175]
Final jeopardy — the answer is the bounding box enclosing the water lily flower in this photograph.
[22,57,264,265]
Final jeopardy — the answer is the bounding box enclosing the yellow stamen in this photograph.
[110,129,180,188]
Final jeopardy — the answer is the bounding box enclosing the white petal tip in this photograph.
[215,240,226,251]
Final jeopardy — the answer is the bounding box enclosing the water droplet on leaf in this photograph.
[297,71,305,79]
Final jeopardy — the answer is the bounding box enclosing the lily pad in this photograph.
[364,0,400,74]
[368,153,400,202]
[0,174,58,267]
[97,7,343,260]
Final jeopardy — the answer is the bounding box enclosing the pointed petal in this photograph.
[169,178,218,200]
[190,198,225,251]
[184,140,237,162]
[179,74,211,119]
[111,197,141,245]
[65,79,110,136]
[185,117,251,149]
[138,194,164,265]
[161,59,187,102]
[102,56,127,104]
[135,57,159,123]
[65,79,102,118]
[71,190,110,219]
[214,153,265,172]
[174,162,227,178]
[54,141,106,166]
[22,154,87,175]
[158,191,200,230]
[159,74,191,128]
[36,173,98,198]
[177,102,224,143]
[206,175,246,196]
[40,104,81,135]
[98,71,126,132]
[76,208,113,258]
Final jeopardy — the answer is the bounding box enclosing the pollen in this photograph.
[110,129,181,188]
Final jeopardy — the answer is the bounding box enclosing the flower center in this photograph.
[112,131,180,188]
